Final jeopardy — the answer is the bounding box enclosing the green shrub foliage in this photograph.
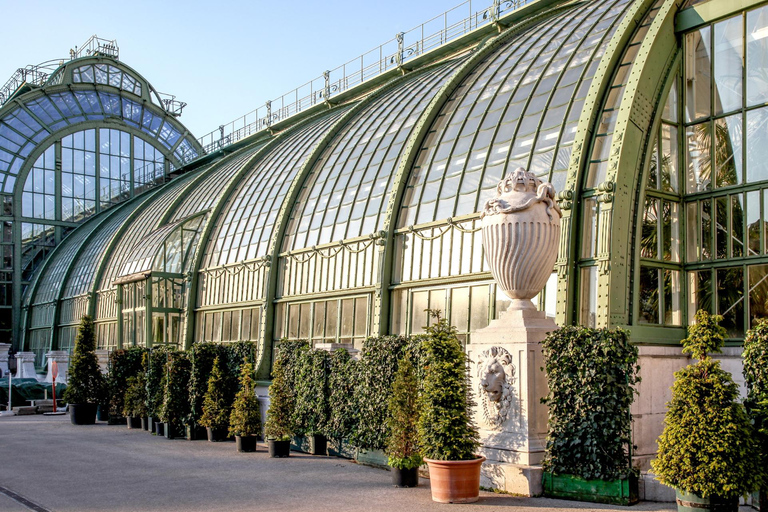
[264,342,299,440]
[325,349,359,440]
[742,320,768,494]
[123,373,148,417]
[387,356,422,470]
[226,340,257,385]
[200,356,232,431]
[108,346,147,417]
[417,313,479,461]
[160,351,191,427]
[652,310,761,498]
[146,345,171,419]
[352,335,413,450]
[294,348,329,435]
[229,359,261,437]
[188,342,225,427]
[62,315,105,404]
[684,309,726,360]
[541,326,640,480]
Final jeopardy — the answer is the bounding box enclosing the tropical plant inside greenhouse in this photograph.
[540,326,641,505]
[229,359,261,453]
[62,315,106,425]
[200,355,233,442]
[652,310,761,512]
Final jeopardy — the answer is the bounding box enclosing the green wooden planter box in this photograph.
[355,448,388,468]
[327,438,357,459]
[542,472,638,506]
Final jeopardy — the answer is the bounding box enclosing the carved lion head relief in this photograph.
[476,346,516,429]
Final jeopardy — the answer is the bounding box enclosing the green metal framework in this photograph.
[20,0,762,376]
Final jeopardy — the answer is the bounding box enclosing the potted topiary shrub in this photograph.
[652,310,761,512]
[200,355,232,442]
[63,315,106,425]
[229,359,261,452]
[187,342,225,440]
[742,320,768,510]
[418,311,481,503]
[146,346,170,434]
[264,343,296,458]
[294,347,329,455]
[123,374,147,429]
[107,346,146,425]
[160,351,191,439]
[540,326,641,505]
[325,348,359,458]
[386,355,421,488]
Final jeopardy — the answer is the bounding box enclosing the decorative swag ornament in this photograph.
[481,167,561,310]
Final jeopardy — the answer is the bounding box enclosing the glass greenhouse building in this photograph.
[6,0,763,393]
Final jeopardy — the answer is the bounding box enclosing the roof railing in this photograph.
[70,35,119,60]
[197,0,530,154]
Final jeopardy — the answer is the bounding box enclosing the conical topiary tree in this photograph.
[386,355,422,470]
[200,355,231,435]
[229,360,261,438]
[417,311,479,461]
[63,315,105,404]
[652,310,761,501]
[265,345,295,441]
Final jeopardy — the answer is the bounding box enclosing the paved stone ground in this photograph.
[0,414,750,512]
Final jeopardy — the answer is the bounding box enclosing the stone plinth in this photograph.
[16,352,38,379]
[45,351,70,384]
[0,343,10,376]
[467,305,555,496]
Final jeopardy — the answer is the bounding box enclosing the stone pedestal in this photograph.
[45,351,70,384]
[95,349,110,374]
[0,343,10,376]
[16,352,38,379]
[467,305,556,496]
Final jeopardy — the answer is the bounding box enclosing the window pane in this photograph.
[686,202,699,261]
[451,287,469,332]
[662,201,680,262]
[325,300,338,339]
[313,301,325,338]
[686,123,712,193]
[579,266,598,328]
[638,266,660,324]
[717,267,744,337]
[685,27,712,122]
[747,6,768,107]
[713,16,743,115]
[582,198,598,259]
[661,124,678,193]
[469,285,489,332]
[749,264,768,326]
[688,270,713,324]
[747,190,761,256]
[702,199,712,260]
[354,297,368,337]
[747,107,768,183]
[732,194,745,258]
[641,198,658,259]
[664,270,682,326]
[715,114,742,188]
[715,197,728,259]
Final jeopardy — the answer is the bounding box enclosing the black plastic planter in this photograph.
[236,435,258,452]
[126,416,141,429]
[309,434,327,456]
[186,425,207,440]
[268,439,290,458]
[96,405,110,422]
[154,421,164,436]
[69,403,97,425]
[676,489,739,512]
[206,427,229,442]
[141,417,149,431]
[391,467,419,488]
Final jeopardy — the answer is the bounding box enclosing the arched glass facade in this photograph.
[18,0,762,384]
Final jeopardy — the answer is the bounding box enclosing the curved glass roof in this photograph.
[204,108,350,268]
[0,57,201,194]
[282,59,464,252]
[398,0,633,228]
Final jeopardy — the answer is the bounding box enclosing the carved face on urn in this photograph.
[476,346,516,429]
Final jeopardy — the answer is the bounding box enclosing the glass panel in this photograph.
[469,285,489,332]
[641,198,659,259]
[664,269,682,326]
[638,266,660,324]
[747,107,768,183]
[686,27,712,122]
[299,303,310,339]
[732,194,745,258]
[450,287,469,332]
[579,266,598,328]
[749,264,768,326]
[662,201,680,262]
[411,290,428,334]
[715,196,728,259]
[582,198,598,259]
[661,124,678,193]
[717,266,744,337]
[747,5,768,107]
[341,298,354,337]
[687,202,699,261]
[325,300,338,339]
[713,16,743,115]
[686,122,711,193]
[354,296,367,337]
[702,199,712,260]
[688,270,713,324]
[747,190,761,256]
[544,272,557,319]
[715,114,742,188]
[313,301,325,338]
[662,75,678,123]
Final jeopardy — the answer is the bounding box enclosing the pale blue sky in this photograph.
[0,0,479,140]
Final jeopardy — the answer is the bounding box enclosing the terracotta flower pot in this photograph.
[424,456,485,503]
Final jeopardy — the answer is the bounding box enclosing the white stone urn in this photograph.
[481,168,561,310]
